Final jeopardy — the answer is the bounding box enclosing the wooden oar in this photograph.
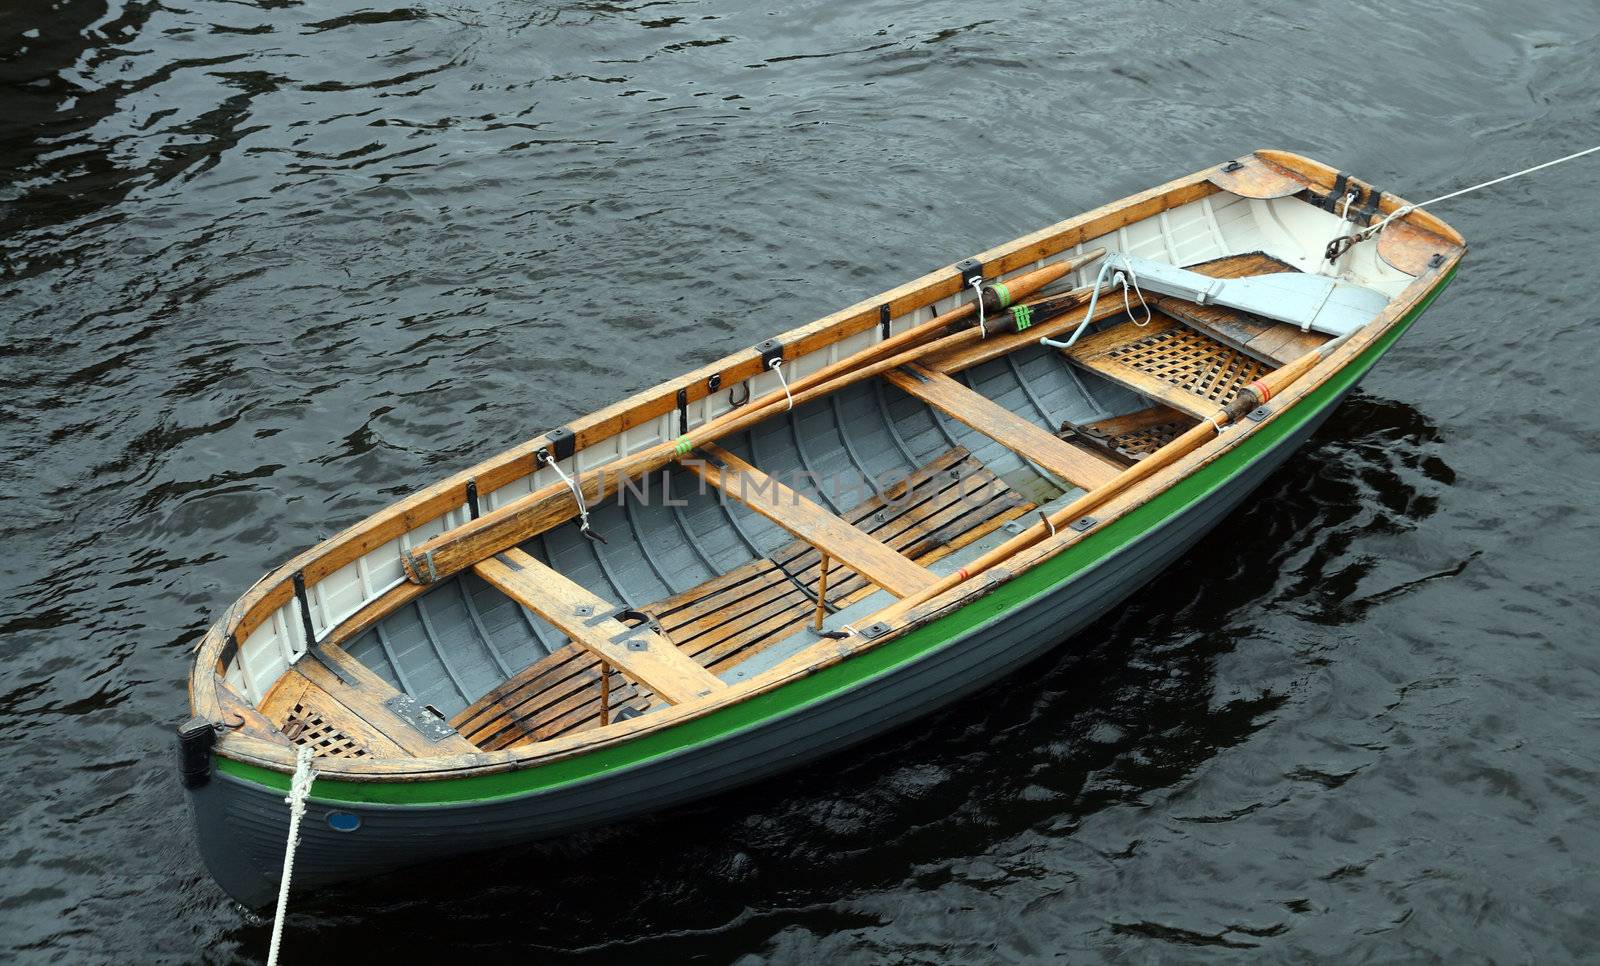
[877,326,1364,616]
[401,253,1111,585]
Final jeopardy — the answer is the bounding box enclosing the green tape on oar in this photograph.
[992,281,1012,309]
[674,436,692,456]
[1010,304,1032,331]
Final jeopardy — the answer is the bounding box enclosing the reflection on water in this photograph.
[4,0,1600,959]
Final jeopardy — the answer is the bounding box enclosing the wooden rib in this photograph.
[883,365,1122,490]
[473,548,725,704]
[684,444,936,598]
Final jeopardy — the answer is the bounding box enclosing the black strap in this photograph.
[1326,171,1351,212]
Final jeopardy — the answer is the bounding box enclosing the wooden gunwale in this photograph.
[193,150,1463,785]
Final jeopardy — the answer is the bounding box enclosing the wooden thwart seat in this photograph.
[473,548,725,704]
[685,443,936,598]
[883,363,1122,491]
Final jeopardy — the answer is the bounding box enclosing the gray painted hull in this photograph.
[186,380,1351,909]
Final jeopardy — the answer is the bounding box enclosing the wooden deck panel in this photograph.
[883,364,1122,490]
[260,644,479,759]
[1061,405,1198,464]
[654,449,1030,673]
[451,643,650,751]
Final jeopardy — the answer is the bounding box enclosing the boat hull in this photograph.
[187,359,1375,908]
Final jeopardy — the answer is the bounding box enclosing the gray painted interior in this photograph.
[344,342,1147,718]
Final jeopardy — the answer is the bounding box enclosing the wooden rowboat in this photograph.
[180,150,1463,907]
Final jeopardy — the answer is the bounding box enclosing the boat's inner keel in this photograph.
[258,249,1349,761]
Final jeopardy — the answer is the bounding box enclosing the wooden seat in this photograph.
[882,364,1122,490]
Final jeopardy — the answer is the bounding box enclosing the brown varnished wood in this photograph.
[215,676,290,745]
[452,644,650,750]
[196,176,1217,666]
[206,247,1460,782]
[684,443,937,598]
[882,364,1122,490]
[1375,218,1455,276]
[1060,314,1272,419]
[1206,154,1309,199]
[473,549,726,703]
[921,293,1130,375]
[292,644,481,756]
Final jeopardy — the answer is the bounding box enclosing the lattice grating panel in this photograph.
[1109,418,1190,458]
[282,702,369,758]
[1104,326,1270,404]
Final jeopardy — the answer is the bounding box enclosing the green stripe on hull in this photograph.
[218,269,1456,805]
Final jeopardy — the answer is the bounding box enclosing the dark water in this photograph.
[3,0,1599,960]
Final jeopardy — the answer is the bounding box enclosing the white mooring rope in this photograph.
[1357,142,1600,241]
[266,746,317,966]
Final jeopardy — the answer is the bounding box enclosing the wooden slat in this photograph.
[473,549,725,704]
[883,365,1122,490]
[684,444,936,598]
[452,643,650,750]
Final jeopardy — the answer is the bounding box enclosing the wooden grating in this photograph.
[1104,324,1269,405]
[1061,405,1197,464]
[451,446,1031,751]
[1061,314,1269,419]
[282,702,369,759]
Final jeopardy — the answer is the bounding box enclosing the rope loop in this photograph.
[970,276,988,338]
[545,455,606,543]
[769,356,794,411]
[1115,264,1153,327]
